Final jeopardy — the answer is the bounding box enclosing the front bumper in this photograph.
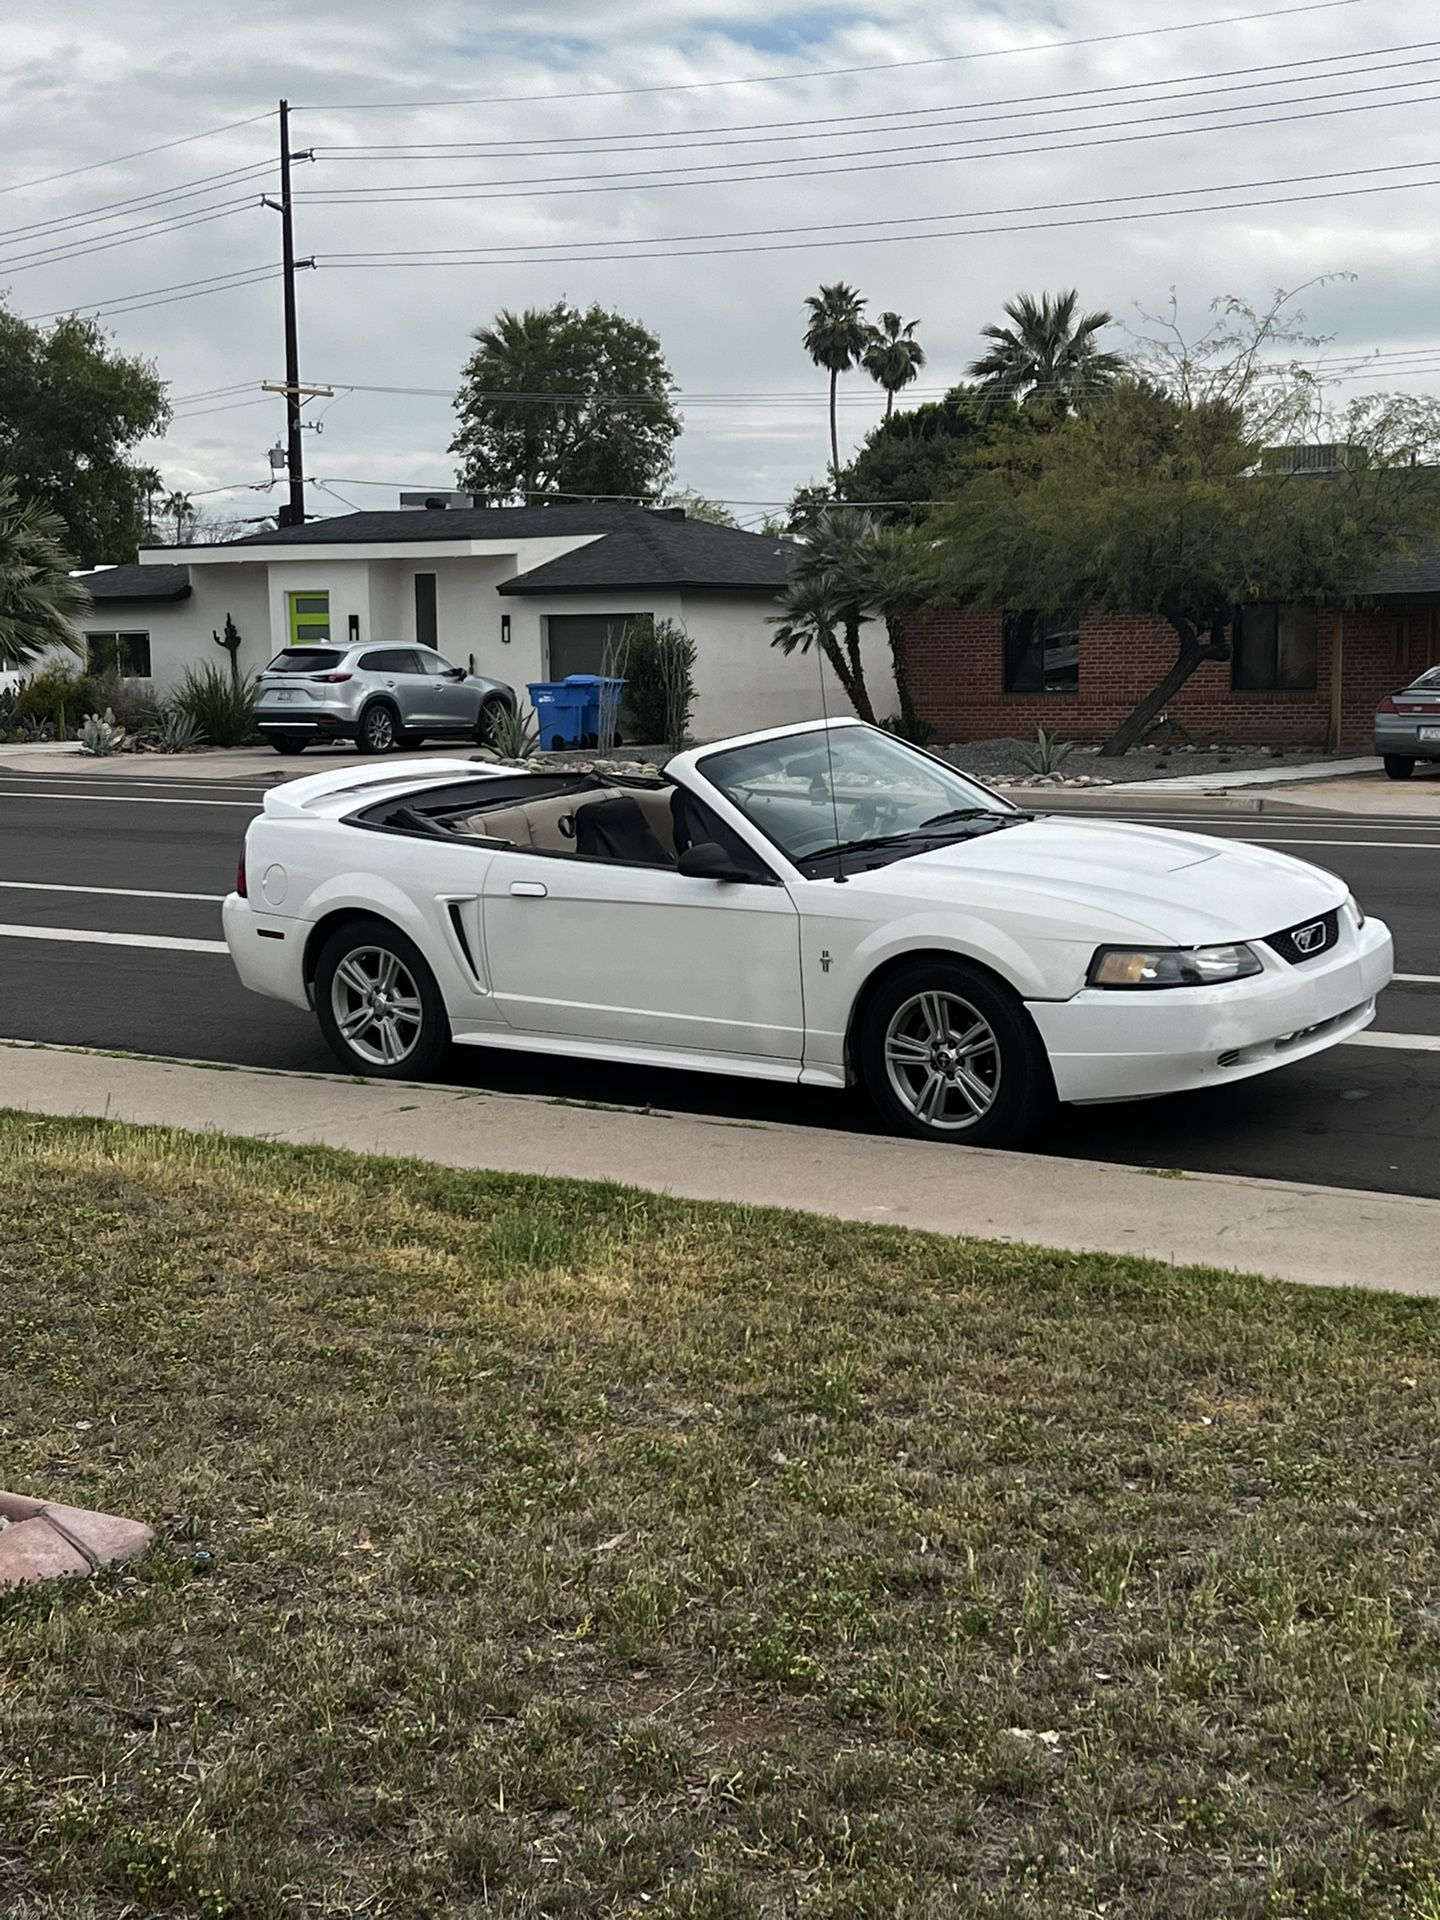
[1027,916,1394,1103]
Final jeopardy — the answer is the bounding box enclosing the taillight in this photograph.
[1376,696,1398,714]
[236,850,247,898]
[312,672,352,683]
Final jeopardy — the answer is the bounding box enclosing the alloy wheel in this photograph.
[329,946,424,1067]
[882,989,1002,1132]
[363,707,395,751]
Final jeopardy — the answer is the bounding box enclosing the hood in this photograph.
[848,817,1346,943]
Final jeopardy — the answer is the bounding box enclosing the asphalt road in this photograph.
[2,766,1438,1202]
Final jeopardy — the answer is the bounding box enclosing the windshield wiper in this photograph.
[915,807,1026,830]
[802,812,1032,868]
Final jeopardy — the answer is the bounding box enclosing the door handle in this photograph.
[510,881,547,898]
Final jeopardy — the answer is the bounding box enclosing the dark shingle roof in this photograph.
[209,501,793,595]
[74,563,191,603]
[1369,546,1440,599]
[498,513,793,597]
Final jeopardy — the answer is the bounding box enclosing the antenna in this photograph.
[815,638,847,885]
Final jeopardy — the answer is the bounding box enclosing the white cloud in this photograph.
[1,0,1437,520]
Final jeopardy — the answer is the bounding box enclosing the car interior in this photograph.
[359,773,768,876]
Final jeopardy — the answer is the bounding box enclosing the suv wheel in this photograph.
[313,917,450,1078]
[271,737,308,757]
[357,702,401,754]
[475,696,508,748]
[857,958,1054,1148]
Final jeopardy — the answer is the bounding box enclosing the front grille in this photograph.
[1264,908,1340,966]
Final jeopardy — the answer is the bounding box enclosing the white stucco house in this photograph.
[70,498,896,741]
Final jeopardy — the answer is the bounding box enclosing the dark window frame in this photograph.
[1231,603,1319,693]
[1001,610,1081,695]
[84,630,151,678]
[414,572,438,650]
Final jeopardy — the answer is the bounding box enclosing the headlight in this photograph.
[1346,893,1366,928]
[1088,944,1264,989]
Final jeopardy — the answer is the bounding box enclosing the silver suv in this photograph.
[255,644,515,756]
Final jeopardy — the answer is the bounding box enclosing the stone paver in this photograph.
[0,1491,154,1589]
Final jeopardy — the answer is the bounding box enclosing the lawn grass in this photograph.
[2,1112,1440,1918]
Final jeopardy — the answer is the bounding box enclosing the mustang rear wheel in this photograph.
[857,959,1054,1147]
[313,917,450,1078]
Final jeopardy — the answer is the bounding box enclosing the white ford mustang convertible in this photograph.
[225,719,1393,1146]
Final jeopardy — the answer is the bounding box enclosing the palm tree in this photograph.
[163,490,195,545]
[0,480,88,670]
[803,283,869,478]
[863,312,927,420]
[967,290,1125,414]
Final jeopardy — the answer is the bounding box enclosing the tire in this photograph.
[271,737,308,757]
[356,702,401,754]
[857,958,1055,1148]
[474,696,508,748]
[313,916,451,1079]
[1384,754,1416,780]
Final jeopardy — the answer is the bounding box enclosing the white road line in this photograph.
[1343,1031,1440,1054]
[0,788,258,809]
[1395,973,1440,985]
[0,880,224,902]
[0,923,228,954]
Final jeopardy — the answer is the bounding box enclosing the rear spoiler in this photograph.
[263,758,503,816]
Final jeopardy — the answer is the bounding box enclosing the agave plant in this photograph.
[485,701,541,761]
[1014,727,1077,776]
[77,708,132,757]
[152,704,205,753]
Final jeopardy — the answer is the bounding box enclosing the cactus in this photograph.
[212,613,242,684]
[77,708,132,757]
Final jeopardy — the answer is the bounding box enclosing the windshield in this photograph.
[263,648,346,675]
[699,725,1014,866]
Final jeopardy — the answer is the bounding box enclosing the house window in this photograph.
[414,573,438,649]
[1002,611,1080,694]
[85,631,151,677]
[1232,604,1317,691]
[546,612,646,679]
[287,591,331,645]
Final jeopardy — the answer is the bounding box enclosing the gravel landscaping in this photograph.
[940,738,1336,785]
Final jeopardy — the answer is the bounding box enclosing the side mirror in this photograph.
[676,840,758,883]
[443,665,465,681]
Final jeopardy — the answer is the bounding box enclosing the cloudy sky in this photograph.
[4,0,1438,530]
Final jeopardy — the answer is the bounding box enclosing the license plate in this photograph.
[273,689,296,702]
[1419,727,1440,741]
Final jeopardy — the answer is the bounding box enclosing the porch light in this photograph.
[501,614,511,645]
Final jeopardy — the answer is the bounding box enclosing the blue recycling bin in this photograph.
[526,679,590,751]
[527,674,629,750]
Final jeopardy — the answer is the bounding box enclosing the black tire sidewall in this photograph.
[272,738,307,756]
[358,702,400,754]
[313,916,451,1079]
[858,958,1054,1148]
[1384,755,1415,780]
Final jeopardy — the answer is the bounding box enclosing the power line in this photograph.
[23,265,282,325]
[0,160,278,248]
[296,83,1440,206]
[296,0,1366,111]
[317,161,1440,269]
[0,197,259,278]
[0,111,274,197]
[316,156,1440,264]
[315,45,1440,166]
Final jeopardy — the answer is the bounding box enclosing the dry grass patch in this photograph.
[1,1113,1439,1918]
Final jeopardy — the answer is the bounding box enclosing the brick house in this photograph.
[907,547,1440,752]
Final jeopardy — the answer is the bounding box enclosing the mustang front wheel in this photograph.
[313,917,450,1078]
[858,959,1054,1147]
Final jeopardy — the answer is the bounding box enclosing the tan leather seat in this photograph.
[455,784,676,859]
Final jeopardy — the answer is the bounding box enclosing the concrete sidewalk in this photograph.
[2,1042,1435,1295]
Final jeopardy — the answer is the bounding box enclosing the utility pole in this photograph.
[277,99,305,526]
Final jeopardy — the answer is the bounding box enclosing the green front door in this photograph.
[287,592,331,645]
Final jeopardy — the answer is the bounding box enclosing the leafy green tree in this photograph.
[803,283,869,479]
[837,385,1028,524]
[967,289,1125,414]
[0,309,169,565]
[924,375,1440,753]
[0,480,88,669]
[451,301,680,503]
[862,311,926,419]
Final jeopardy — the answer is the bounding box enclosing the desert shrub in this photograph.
[170,664,257,747]
[77,708,131,756]
[619,618,696,747]
[13,666,103,738]
[152,705,204,753]
[94,674,161,738]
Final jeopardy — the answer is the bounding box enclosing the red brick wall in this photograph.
[907,609,1333,748]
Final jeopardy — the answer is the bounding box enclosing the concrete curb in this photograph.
[2,1042,1436,1295]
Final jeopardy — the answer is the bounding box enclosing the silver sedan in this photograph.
[1374,665,1440,779]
